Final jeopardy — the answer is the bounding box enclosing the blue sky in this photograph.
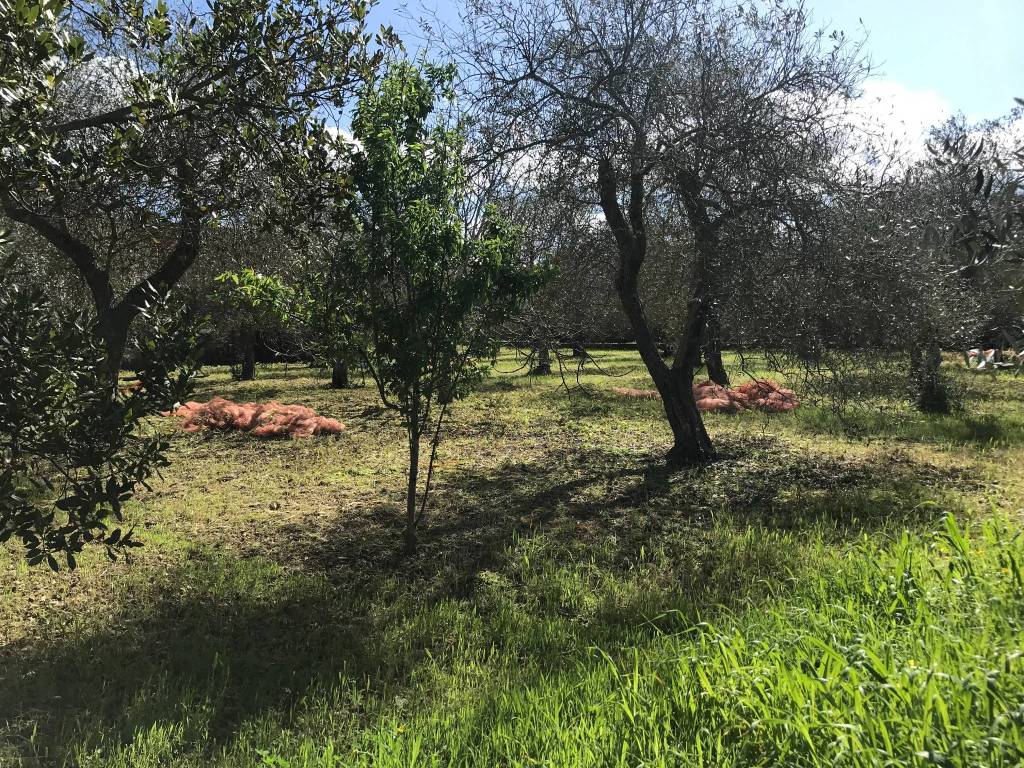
[807,0,1023,120]
[371,0,1024,123]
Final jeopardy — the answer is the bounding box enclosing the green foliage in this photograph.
[211,268,296,379]
[333,62,547,411]
[131,288,207,410]
[212,269,295,329]
[322,61,549,547]
[0,0,379,208]
[0,264,168,568]
[0,0,386,377]
[0,222,203,567]
[0,0,89,173]
[294,274,362,385]
[925,125,1022,271]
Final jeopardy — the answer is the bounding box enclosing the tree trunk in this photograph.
[665,292,716,466]
[330,360,349,389]
[2,194,202,390]
[662,219,720,465]
[597,157,714,466]
[404,429,420,554]
[702,312,729,387]
[95,310,132,385]
[530,347,552,375]
[618,264,715,466]
[238,331,256,381]
[661,367,715,466]
[912,340,950,414]
[704,349,729,387]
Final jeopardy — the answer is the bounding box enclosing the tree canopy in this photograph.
[1,0,383,376]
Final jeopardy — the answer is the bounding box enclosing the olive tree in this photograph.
[0,0,381,380]
[482,165,628,378]
[0,235,203,568]
[211,268,295,381]
[457,0,867,464]
[924,116,1024,334]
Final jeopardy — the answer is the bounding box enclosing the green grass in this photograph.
[2,350,1023,767]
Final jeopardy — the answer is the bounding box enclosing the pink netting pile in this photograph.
[163,396,346,438]
[732,379,799,413]
[611,379,799,413]
[692,381,751,413]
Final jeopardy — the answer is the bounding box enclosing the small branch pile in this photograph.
[612,379,798,413]
[163,397,346,437]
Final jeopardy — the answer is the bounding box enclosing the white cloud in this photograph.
[847,79,952,168]
[325,125,363,153]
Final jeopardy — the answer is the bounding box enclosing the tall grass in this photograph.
[75,515,1024,768]
[7,356,1023,767]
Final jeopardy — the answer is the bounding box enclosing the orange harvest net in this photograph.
[732,379,799,413]
[163,396,346,437]
[612,379,798,413]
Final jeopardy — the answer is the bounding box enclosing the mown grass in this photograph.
[2,350,1023,767]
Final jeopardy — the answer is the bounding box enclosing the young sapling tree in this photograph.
[323,62,548,552]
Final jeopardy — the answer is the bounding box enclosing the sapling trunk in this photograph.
[405,429,420,554]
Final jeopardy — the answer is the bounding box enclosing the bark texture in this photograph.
[330,360,350,389]
[597,158,715,466]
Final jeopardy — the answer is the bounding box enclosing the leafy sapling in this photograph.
[323,62,549,552]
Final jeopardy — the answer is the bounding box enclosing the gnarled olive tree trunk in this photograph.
[530,347,552,375]
[3,198,202,386]
[702,310,730,387]
[911,339,950,414]
[330,360,350,388]
[598,159,715,466]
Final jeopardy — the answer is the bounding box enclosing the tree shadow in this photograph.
[0,436,975,764]
[265,434,972,597]
[0,552,378,762]
[791,404,1024,448]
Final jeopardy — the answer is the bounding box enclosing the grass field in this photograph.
[2,351,1024,767]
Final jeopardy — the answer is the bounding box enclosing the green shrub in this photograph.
[0,258,201,568]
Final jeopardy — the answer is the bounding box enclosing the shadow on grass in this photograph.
[0,437,971,764]
[0,553,376,763]
[266,435,969,595]
[791,405,1024,448]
